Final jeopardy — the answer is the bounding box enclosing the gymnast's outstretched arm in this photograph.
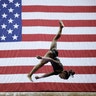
[35,72,55,79]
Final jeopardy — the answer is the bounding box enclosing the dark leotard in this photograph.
[51,57,63,75]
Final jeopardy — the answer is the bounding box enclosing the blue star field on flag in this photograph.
[0,0,22,42]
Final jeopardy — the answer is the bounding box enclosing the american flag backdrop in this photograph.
[0,0,96,92]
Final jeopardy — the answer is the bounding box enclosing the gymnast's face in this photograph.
[59,71,69,79]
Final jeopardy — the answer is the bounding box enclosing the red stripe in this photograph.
[0,50,96,58]
[22,20,96,27]
[0,83,95,92]
[22,6,96,12]
[0,66,95,74]
[22,34,96,42]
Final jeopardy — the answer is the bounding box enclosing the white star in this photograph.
[13,24,19,29]
[8,18,13,23]
[15,2,20,7]
[12,34,18,40]
[1,24,7,29]
[2,3,7,8]
[1,35,6,41]
[8,8,14,13]
[8,0,14,3]
[2,13,7,18]
[7,29,13,34]
[14,13,20,18]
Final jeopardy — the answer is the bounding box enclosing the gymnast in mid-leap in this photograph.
[28,20,75,81]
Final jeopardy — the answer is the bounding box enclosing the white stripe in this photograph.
[22,0,96,6]
[22,27,96,35]
[22,12,96,20]
[0,74,95,83]
[0,42,96,50]
[0,57,96,66]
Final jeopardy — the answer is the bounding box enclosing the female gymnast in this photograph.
[27,20,75,81]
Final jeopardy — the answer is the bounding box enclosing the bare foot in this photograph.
[59,20,64,28]
[27,74,33,81]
